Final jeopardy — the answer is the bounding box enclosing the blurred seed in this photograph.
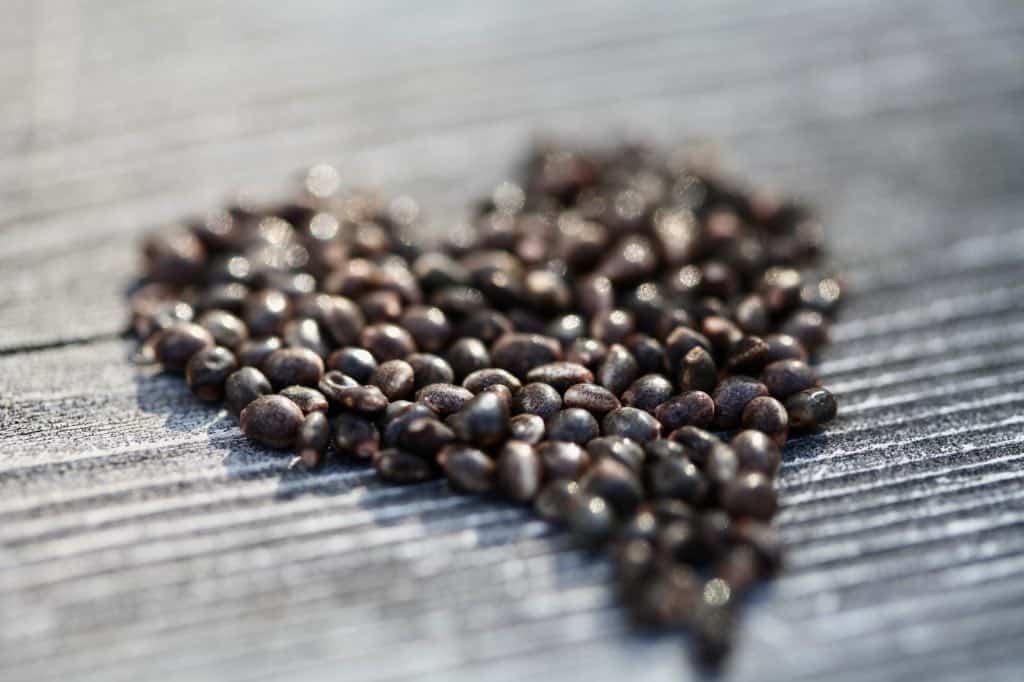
[185,346,238,402]
[400,305,452,353]
[536,441,591,480]
[763,333,808,363]
[397,418,456,458]
[438,444,495,493]
[587,435,645,473]
[667,426,721,468]
[450,391,509,448]
[244,290,291,337]
[546,314,586,346]
[780,309,829,353]
[664,326,712,372]
[702,316,743,360]
[313,295,365,347]
[508,413,546,444]
[721,472,778,520]
[733,294,769,335]
[225,367,272,416]
[730,430,781,476]
[566,337,608,369]
[457,309,514,344]
[296,411,330,468]
[278,385,329,414]
[382,403,438,448]
[581,457,643,515]
[154,322,215,373]
[643,438,687,464]
[567,494,616,547]
[360,323,417,362]
[326,346,377,383]
[336,384,389,415]
[602,407,661,442]
[496,441,543,502]
[199,310,249,349]
[590,309,635,345]
[596,344,639,396]
[785,387,837,429]
[370,359,416,401]
[490,333,562,380]
[648,456,708,504]
[546,408,600,444]
[626,334,667,375]
[359,289,404,323]
[374,448,435,484]
[240,395,305,450]
[534,479,581,522]
[236,336,283,369]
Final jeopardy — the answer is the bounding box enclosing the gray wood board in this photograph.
[1,1,1023,680]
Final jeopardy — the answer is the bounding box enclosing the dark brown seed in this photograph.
[143,229,206,284]
[399,305,452,353]
[590,309,635,345]
[508,413,546,444]
[430,285,487,320]
[462,368,522,393]
[596,344,639,397]
[445,337,491,382]
[240,395,305,450]
[664,326,712,371]
[406,353,455,389]
[282,317,329,358]
[733,294,769,335]
[785,387,837,429]
[359,289,404,323]
[621,374,674,413]
[413,252,469,290]
[587,436,645,473]
[632,564,700,627]
[382,403,437,448]
[438,445,495,493]
[724,336,769,375]
[370,359,416,401]
[314,295,365,347]
[758,266,803,314]
[656,519,700,564]
[563,383,621,416]
[580,457,643,515]
[741,396,789,446]
[694,510,734,560]
[244,290,291,338]
[335,385,389,415]
[457,310,513,344]
[656,308,697,341]
[374,448,435,484]
[596,234,657,283]
[733,519,784,575]
[546,408,600,444]
[614,538,656,593]
[667,426,721,467]
[449,391,509,448]
[693,602,735,665]
[416,383,474,417]
[643,438,687,464]
[762,359,819,400]
[278,385,329,414]
[481,383,513,406]
[704,443,740,490]
[536,441,591,480]
[185,346,238,402]
[534,479,581,522]
[154,322,215,373]
[225,367,272,416]
[198,310,248,349]
[396,418,456,458]
[260,345,324,392]
[780,309,829,352]
[360,323,417,362]
[490,333,562,380]
[566,337,608,369]
[730,430,781,476]
[296,411,330,468]
[526,362,594,393]
[496,441,542,502]
[326,347,377,383]
[653,391,714,431]
[648,456,708,504]
[602,407,661,442]
[721,472,778,520]
[712,376,769,430]
[567,493,616,546]
[715,546,762,594]
[511,382,563,419]
[577,275,615,317]
[317,370,359,403]
[235,336,282,369]
[763,333,809,364]
[678,346,718,394]
[701,316,743,360]
[626,334,667,375]
[523,269,572,312]
[546,313,586,346]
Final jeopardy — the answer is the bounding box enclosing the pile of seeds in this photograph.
[130,142,840,664]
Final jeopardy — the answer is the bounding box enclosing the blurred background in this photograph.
[2,2,1023,681]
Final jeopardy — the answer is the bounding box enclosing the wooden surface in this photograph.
[2,1,1024,680]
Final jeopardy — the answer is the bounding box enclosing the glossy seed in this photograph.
[416,383,474,417]
[185,346,238,402]
[664,327,712,372]
[225,367,273,416]
[546,408,600,444]
[244,289,291,338]
[654,391,715,431]
[262,347,325,390]
[712,376,770,430]
[374,448,435,484]
[508,413,546,444]
[236,336,282,369]
[621,374,674,413]
[315,295,365,347]
[462,367,522,393]
[449,391,509,448]
[511,382,563,419]
[382,403,437,448]
[721,472,778,520]
[534,479,581,522]
[667,426,722,468]
[741,396,789,445]
[332,412,380,459]
[565,337,608,369]
[602,407,661,442]
[336,384,389,415]
[457,309,514,344]
[626,334,667,375]
[282,317,329,358]
[525,362,594,393]
[785,387,837,429]
[587,435,646,473]
[648,456,708,504]
[596,344,639,397]
[316,370,358,403]
[567,494,616,547]
[154,322,215,373]
[240,395,305,450]
[405,353,455,389]
[400,305,452,353]
[445,337,491,382]
[326,346,377,383]
[438,445,495,493]
[763,333,809,364]
[762,359,819,400]
[296,411,330,468]
[490,332,562,380]
[724,336,769,375]
[370,359,416,401]
[563,383,621,416]
[198,310,248,349]
[536,441,591,480]
[580,457,643,515]
[360,323,417,361]
[678,346,718,394]
[496,441,543,502]
[730,430,781,476]
[278,385,329,414]
[590,308,635,345]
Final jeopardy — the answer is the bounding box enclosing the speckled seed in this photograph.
[332,412,380,459]
[712,376,770,430]
[374,448,435,484]
[154,322,215,373]
[536,441,591,480]
[596,344,639,396]
[496,441,542,502]
[449,391,509,448]
[567,494,616,547]
[678,346,718,394]
[580,457,643,515]
[741,396,789,445]
[762,359,819,400]
[296,411,331,468]
[724,336,769,375]
[508,413,546,444]
[546,408,600,444]
[534,479,581,522]
[664,327,712,372]
[602,407,661,442]
[563,383,621,416]
[416,383,474,416]
[667,426,722,468]
[654,391,715,431]
[405,353,455,389]
[370,360,416,401]
[785,387,837,429]
[225,367,272,416]
[621,374,674,413]
[278,385,329,414]
[730,430,781,476]
[525,362,594,394]
[316,370,358,403]
[236,336,282,369]
[721,472,778,520]
[399,305,452,353]
[490,332,563,380]
[360,323,417,362]
[199,310,248,349]
[439,445,495,493]
[326,346,377,383]
[336,384,389,415]
[763,333,808,364]
[626,334,667,375]
[185,346,238,402]
[566,337,607,369]
[262,347,325,390]
[462,368,522,393]
[648,456,708,504]
[587,436,646,473]
[240,395,305,450]
[445,337,491,382]
[511,382,563,419]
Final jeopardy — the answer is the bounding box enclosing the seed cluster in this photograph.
[130,142,841,665]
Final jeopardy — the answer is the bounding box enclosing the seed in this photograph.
[733,294,769,335]
[656,308,696,341]
[712,376,769,430]
[198,310,248,349]
[359,289,404,323]
[262,347,325,390]
[360,323,417,362]
[445,337,491,382]
[678,346,718,394]
[224,367,272,416]
[244,289,291,337]
[763,333,808,363]
[643,438,688,465]
[490,333,562,380]
[693,602,735,666]
[185,346,238,402]
[412,252,469,290]
[449,391,509,447]
[496,441,542,502]
[416,383,474,416]
[602,407,661,443]
[278,385,329,414]
[704,443,740,491]
[654,391,715,431]
[317,370,359,403]
[566,337,608,369]
[382,403,437,447]
[405,353,455,389]
[596,344,639,396]
[546,313,586,346]
[694,510,734,561]
[721,472,777,520]
[580,457,643,515]
[240,395,305,450]
[154,322,215,373]
[667,426,721,468]
[508,413,546,444]
[143,229,206,284]
[632,563,700,627]
[724,336,769,375]
[741,396,789,446]
[282,317,329,358]
[714,546,761,595]
[546,408,600,444]
[370,359,416,401]
[332,412,381,459]
[400,305,452,352]
[664,326,712,372]
[457,309,514,344]
[296,411,331,468]
[563,383,620,416]
[326,346,377,383]
[524,269,572,312]
[462,368,522,393]
[534,479,581,522]
[621,374,674,413]
[647,456,708,505]
[762,359,818,399]
[536,441,591,480]
[626,334,667,375]
[785,387,837,429]
[525,362,594,393]
[590,309,635,345]
[780,309,829,354]
[396,418,456,458]
[701,316,743,360]
[567,494,616,547]
[729,430,781,476]
[374,448,435,484]
[438,444,495,493]
[313,295,365,347]
[335,385,389,415]
[596,234,657,283]
[587,435,645,473]
[733,519,783,575]
[511,382,562,420]
[236,336,283,369]
[430,285,487,319]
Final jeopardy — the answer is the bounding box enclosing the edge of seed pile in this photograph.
[130,141,842,667]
